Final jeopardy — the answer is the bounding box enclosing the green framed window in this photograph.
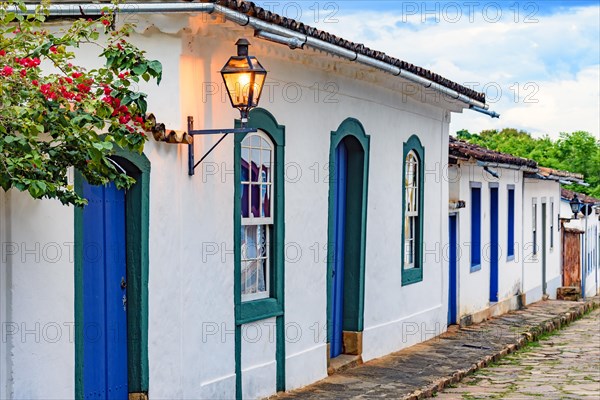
[234,108,285,322]
[402,135,425,285]
[233,108,286,397]
[240,131,275,302]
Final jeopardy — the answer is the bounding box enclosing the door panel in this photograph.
[331,141,347,358]
[448,215,458,325]
[83,181,128,399]
[542,203,547,294]
[489,188,499,302]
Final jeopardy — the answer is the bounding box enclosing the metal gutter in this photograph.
[21,2,496,115]
[22,2,216,15]
[254,30,306,50]
[470,105,500,118]
[476,160,537,173]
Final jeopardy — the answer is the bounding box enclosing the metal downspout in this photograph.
[21,2,495,115]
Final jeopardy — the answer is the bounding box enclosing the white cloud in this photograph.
[306,4,600,139]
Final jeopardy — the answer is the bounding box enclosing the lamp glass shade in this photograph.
[570,195,581,214]
[220,55,267,113]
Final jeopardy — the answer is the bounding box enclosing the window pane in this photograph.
[241,225,269,297]
[241,148,250,182]
[241,261,257,295]
[251,135,261,147]
[256,258,266,293]
[241,227,247,259]
[244,261,258,294]
[251,149,260,182]
[260,185,271,218]
[257,225,267,258]
[250,184,260,217]
[241,184,249,218]
[261,149,271,183]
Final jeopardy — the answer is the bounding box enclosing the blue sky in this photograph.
[313,1,599,13]
[254,1,600,139]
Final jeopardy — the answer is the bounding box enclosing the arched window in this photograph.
[402,135,424,285]
[404,150,419,268]
[240,131,274,301]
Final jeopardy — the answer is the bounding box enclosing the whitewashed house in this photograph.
[521,168,570,303]
[559,188,600,298]
[447,138,536,325]
[0,1,498,399]
[446,138,586,326]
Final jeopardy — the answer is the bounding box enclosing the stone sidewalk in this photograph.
[273,297,600,400]
[435,307,600,399]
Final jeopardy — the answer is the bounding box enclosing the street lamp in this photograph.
[570,194,582,218]
[185,38,267,176]
[220,39,267,122]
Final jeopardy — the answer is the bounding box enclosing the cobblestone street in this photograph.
[435,307,600,399]
[274,298,599,400]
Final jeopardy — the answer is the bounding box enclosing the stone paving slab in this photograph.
[271,297,599,400]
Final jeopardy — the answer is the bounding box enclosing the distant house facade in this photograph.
[446,138,589,326]
[0,1,494,400]
[559,188,600,298]
[448,138,536,325]
[521,168,565,303]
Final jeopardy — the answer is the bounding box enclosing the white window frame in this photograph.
[404,150,419,269]
[240,130,274,302]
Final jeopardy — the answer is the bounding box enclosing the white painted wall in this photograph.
[241,318,277,400]
[362,107,450,360]
[522,179,561,302]
[0,189,9,400]
[451,164,524,318]
[1,190,75,399]
[4,14,466,399]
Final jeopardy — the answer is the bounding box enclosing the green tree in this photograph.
[0,1,162,206]
[456,128,600,198]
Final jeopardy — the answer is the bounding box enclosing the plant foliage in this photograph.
[457,128,600,198]
[0,0,162,206]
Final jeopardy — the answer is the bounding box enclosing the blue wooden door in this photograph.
[331,141,348,358]
[541,203,547,295]
[448,215,458,325]
[83,181,128,399]
[489,187,499,302]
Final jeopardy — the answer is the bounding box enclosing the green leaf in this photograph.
[148,60,162,75]
[5,12,16,23]
[131,63,148,75]
[137,97,147,115]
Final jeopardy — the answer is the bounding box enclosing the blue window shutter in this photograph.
[507,188,515,258]
[471,187,481,271]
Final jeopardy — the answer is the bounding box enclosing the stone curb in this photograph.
[401,298,600,400]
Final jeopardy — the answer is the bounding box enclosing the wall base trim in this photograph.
[342,331,363,356]
[459,294,521,327]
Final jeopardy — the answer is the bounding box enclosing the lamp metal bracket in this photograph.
[187,116,256,176]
